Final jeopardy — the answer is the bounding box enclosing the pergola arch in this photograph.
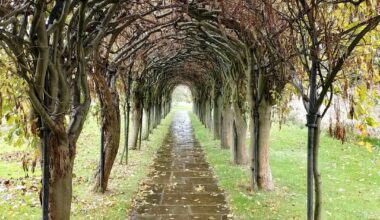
[1,0,378,219]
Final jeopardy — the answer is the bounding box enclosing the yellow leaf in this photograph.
[365,142,373,153]
[194,184,205,192]
[358,141,365,146]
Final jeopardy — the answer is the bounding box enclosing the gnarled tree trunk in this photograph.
[93,72,121,192]
[48,133,73,220]
[257,99,274,190]
[221,103,233,149]
[232,103,247,165]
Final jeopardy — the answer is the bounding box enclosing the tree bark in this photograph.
[306,113,316,220]
[204,100,209,127]
[120,101,130,165]
[138,105,143,150]
[213,92,223,140]
[152,104,157,129]
[167,102,170,116]
[155,102,161,126]
[48,133,73,220]
[168,101,171,115]
[250,108,258,190]
[93,72,121,192]
[205,99,212,129]
[200,101,206,125]
[193,101,199,117]
[143,107,150,140]
[130,101,142,150]
[93,109,120,192]
[232,104,247,165]
[142,107,149,140]
[314,116,322,220]
[257,99,274,190]
[221,103,233,149]
[147,107,152,133]
[197,101,200,117]
[158,102,162,124]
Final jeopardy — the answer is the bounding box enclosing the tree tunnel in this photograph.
[1,0,379,219]
[171,85,192,106]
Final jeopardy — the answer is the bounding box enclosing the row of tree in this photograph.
[0,0,379,219]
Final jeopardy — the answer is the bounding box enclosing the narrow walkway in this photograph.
[130,111,231,220]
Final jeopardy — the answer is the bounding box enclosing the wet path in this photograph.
[130,111,230,220]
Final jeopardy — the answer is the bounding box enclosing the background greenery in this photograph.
[171,85,192,104]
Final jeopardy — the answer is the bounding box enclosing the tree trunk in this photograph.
[314,116,322,220]
[93,72,121,192]
[148,107,153,133]
[138,105,143,150]
[197,101,200,116]
[209,101,213,129]
[93,107,120,192]
[152,104,157,129]
[156,103,160,126]
[306,113,316,220]
[205,99,212,129]
[203,101,206,126]
[130,102,141,150]
[147,107,151,138]
[249,108,258,190]
[48,133,73,220]
[193,101,198,116]
[209,111,212,129]
[163,101,168,117]
[199,101,204,125]
[213,92,223,140]
[158,102,162,125]
[120,101,130,165]
[142,107,149,140]
[221,103,233,149]
[257,99,274,190]
[232,104,247,165]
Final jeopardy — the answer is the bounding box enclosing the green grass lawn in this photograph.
[0,112,174,220]
[189,111,380,220]
[0,136,42,219]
